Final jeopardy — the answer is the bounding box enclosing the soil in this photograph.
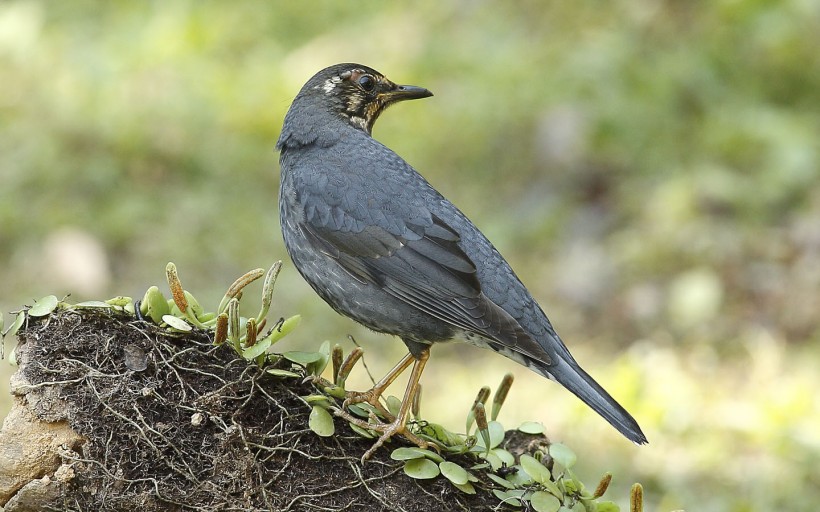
[2,309,536,511]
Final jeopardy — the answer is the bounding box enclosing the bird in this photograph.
[276,63,647,459]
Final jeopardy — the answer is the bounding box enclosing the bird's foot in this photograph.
[332,406,428,462]
[342,388,395,421]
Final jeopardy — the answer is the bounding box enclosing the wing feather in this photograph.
[301,209,550,365]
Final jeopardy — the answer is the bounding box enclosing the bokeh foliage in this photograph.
[1,1,819,510]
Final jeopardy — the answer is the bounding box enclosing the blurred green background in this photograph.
[2,1,819,510]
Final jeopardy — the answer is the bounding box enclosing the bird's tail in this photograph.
[541,358,647,445]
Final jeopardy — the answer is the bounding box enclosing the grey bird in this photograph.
[277,63,647,458]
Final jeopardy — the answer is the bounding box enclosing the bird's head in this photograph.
[292,63,433,135]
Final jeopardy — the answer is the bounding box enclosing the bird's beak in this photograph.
[383,84,434,102]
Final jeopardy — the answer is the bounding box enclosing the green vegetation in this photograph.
[1,2,819,510]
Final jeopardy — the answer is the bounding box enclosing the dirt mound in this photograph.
[3,309,501,511]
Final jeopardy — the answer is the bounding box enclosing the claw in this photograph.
[343,388,395,421]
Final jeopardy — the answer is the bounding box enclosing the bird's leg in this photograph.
[334,349,430,461]
[362,349,429,460]
[342,351,416,421]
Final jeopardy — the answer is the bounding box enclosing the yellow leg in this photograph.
[342,351,416,419]
[333,349,430,461]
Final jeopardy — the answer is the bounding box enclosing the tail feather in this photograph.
[543,359,647,445]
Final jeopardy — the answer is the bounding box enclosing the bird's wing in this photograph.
[300,206,551,366]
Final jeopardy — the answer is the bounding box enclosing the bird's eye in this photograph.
[357,75,376,92]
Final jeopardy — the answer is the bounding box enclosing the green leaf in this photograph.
[3,312,25,340]
[346,403,371,418]
[469,462,490,471]
[242,337,273,359]
[390,447,427,460]
[386,395,402,417]
[486,473,516,489]
[494,448,515,466]
[492,489,522,507]
[266,368,300,378]
[308,405,335,437]
[403,458,439,479]
[541,478,564,500]
[452,481,476,494]
[521,454,551,484]
[184,290,204,318]
[306,340,331,376]
[197,311,215,322]
[518,421,545,434]
[141,286,169,323]
[482,450,503,471]
[29,295,59,317]
[163,315,192,331]
[418,422,464,447]
[549,443,577,469]
[9,344,18,366]
[506,466,533,486]
[302,394,332,405]
[567,469,585,494]
[390,447,444,463]
[283,350,322,366]
[531,491,561,512]
[268,314,301,344]
[349,423,376,438]
[439,461,469,485]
